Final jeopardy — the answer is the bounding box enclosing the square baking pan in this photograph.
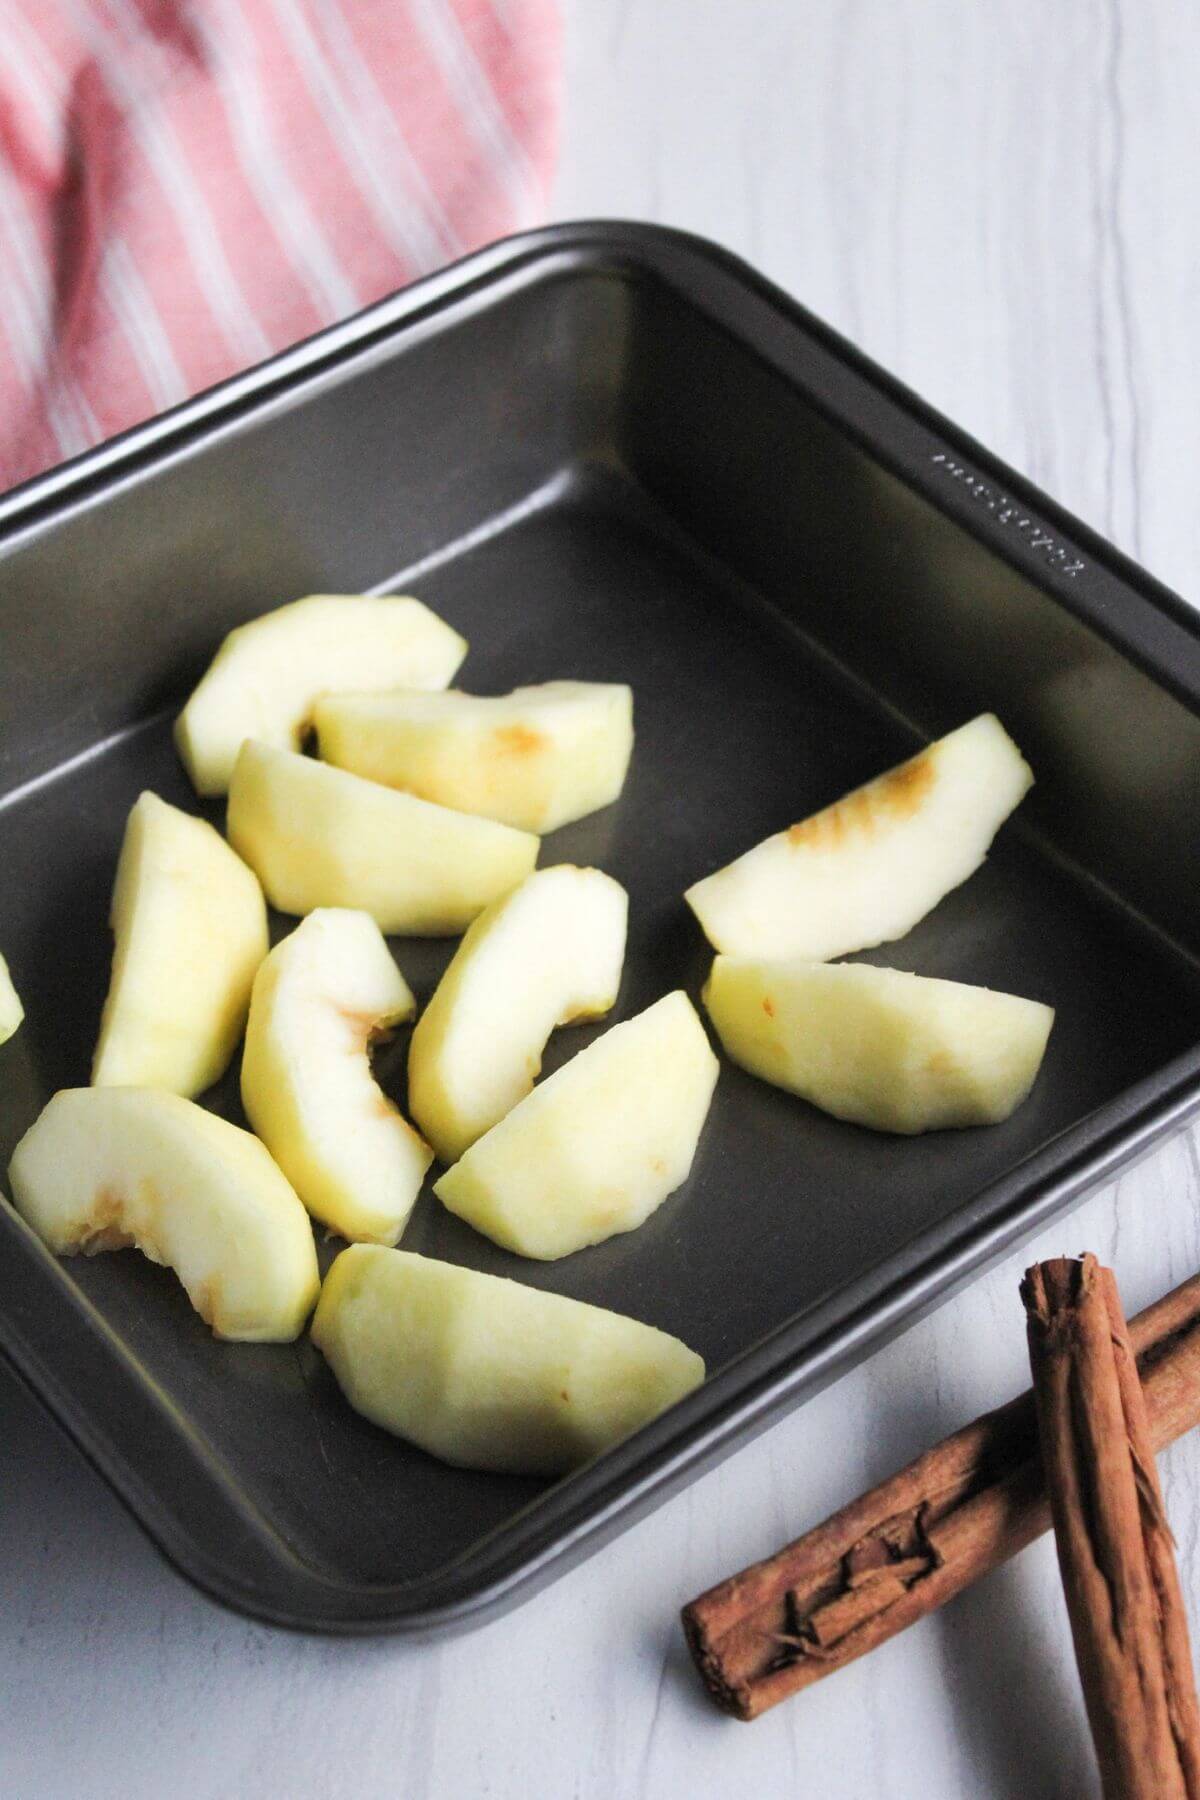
[4,222,1200,1635]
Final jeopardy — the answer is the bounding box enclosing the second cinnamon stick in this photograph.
[1023,1255,1200,1800]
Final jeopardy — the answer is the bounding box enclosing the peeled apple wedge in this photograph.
[92,792,268,1095]
[703,957,1054,1134]
[685,714,1033,961]
[312,1246,705,1475]
[7,1087,319,1340]
[175,594,467,796]
[227,740,539,934]
[314,681,634,834]
[241,909,431,1244]
[0,953,23,1044]
[408,865,628,1163]
[434,991,719,1259]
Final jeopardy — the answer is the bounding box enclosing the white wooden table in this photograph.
[6,4,1200,1794]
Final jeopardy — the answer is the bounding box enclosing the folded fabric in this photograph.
[0,0,561,491]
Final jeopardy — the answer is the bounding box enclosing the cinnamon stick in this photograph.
[1022,1256,1200,1800]
[682,1268,1200,1721]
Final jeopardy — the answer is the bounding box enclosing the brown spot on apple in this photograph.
[80,1224,136,1254]
[336,1004,378,1045]
[491,724,546,758]
[762,996,776,1018]
[925,1049,956,1076]
[338,1005,401,1060]
[94,1185,123,1226]
[77,1185,136,1254]
[650,1156,666,1175]
[560,1389,570,1403]
[787,747,937,850]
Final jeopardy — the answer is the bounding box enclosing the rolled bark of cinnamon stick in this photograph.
[1022,1256,1200,1800]
[682,1269,1200,1721]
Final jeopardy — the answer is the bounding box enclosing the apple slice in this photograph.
[92,792,268,1096]
[685,714,1033,960]
[314,680,634,833]
[7,1087,319,1340]
[227,740,539,934]
[434,991,719,1259]
[241,909,431,1244]
[0,953,23,1045]
[175,594,467,796]
[704,957,1054,1134]
[408,865,628,1163]
[312,1246,705,1474]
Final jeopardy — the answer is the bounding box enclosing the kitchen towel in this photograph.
[0,0,561,491]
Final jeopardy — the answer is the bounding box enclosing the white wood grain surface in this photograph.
[6,4,1200,1795]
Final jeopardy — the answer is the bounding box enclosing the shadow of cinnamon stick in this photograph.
[933,1537,1095,1798]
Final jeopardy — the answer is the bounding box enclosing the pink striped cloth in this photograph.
[0,0,561,492]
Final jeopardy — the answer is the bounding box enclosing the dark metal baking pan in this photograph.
[3,222,1200,1634]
